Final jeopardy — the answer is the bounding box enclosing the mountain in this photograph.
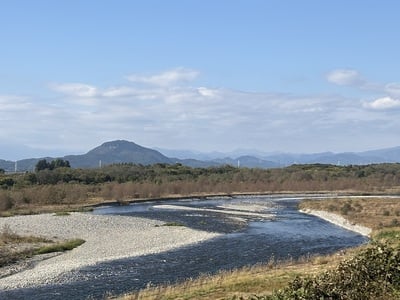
[155,147,273,160]
[261,151,389,166]
[0,159,16,172]
[65,140,172,168]
[1,140,400,172]
[305,152,379,165]
[212,156,280,168]
[358,146,400,162]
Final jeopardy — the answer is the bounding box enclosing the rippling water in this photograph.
[1,195,368,300]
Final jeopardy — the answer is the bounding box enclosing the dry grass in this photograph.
[110,250,360,300]
[0,203,95,217]
[0,224,50,246]
[0,225,52,267]
[299,196,400,232]
[110,196,400,300]
[0,225,85,268]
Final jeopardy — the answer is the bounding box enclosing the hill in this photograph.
[2,140,400,172]
[64,140,172,168]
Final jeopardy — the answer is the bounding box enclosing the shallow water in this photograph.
[1,195,368,299]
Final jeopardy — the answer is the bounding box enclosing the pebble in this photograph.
[0,212,220,290]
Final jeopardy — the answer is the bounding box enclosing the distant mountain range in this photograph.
[1,140,400,172]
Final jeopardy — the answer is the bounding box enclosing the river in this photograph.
[0,195,368,299]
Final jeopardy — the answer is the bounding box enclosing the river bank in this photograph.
[0,194,380,298]
[0,213,220,290]
[300,209,372,236]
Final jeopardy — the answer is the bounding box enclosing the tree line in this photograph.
[2,161,400,190]
[1,162,400,213]
[35,159,71,171]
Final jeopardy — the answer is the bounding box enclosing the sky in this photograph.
[1,0,400,160]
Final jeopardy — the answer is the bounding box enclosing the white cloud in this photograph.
[102,87,138,98]
[197,87,220,98]
[126,68,199,86]
[363,97,400,110]
[385,83,400,97]
[3,68,400,159]
[0,95,31,112]
[50,83,98,98]
[326,69,364,86]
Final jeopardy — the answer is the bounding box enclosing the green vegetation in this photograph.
[0,225,84,268]
[34,239,85,255]
[264,243,400,300]
[0,224,49,245]
[53,211,71,216]
[113,197,400,300]
[1,163,400,299]
[160,222,185,227]
[35,158,71,172]
[1,163,400,215]
[0,225,49,267]
[115,243,400,300]
[377,228,400,239]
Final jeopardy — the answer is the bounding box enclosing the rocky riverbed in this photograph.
[300,209,372,236]
[0,212,220,290]
[0,196,371,299]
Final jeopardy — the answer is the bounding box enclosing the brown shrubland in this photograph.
[1,163,400,214]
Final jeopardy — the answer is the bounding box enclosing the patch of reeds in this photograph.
[0,224,50,245]
[0,225,85,268]
[53,211,71,216]
[158,222,185,227]
[34,239,85,255]
[0,225,51,267]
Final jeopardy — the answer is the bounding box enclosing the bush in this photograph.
[266,243,400,300]
[340,202,353,215]
[35,239,85,254]
[0,192,14,211]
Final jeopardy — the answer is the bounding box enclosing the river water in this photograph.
[1,195,368,299]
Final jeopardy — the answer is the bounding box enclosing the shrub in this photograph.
[0,192,14,211]
[266,243,400,300]
[35,239,85,255]
[340,202,353,215]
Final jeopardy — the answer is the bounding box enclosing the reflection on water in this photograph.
[1,195,368,300]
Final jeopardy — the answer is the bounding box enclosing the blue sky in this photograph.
[1,0,400,160]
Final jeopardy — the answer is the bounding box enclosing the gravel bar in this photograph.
[300,209,372,236]
[0,212,220,289]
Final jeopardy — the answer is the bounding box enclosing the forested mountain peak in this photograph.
[2,140,400,172]
[87,140,148,155]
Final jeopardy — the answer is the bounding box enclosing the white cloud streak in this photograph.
[126,68,199,86]
[326,69,365,86]
[363,97,400,110]
[50,83,98,98]
[2,68,400,158]
[385,83,400,97]
[327,68,400,113]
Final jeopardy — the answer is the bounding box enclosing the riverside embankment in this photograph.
[300,209,372,236]
[0,195,370,299]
